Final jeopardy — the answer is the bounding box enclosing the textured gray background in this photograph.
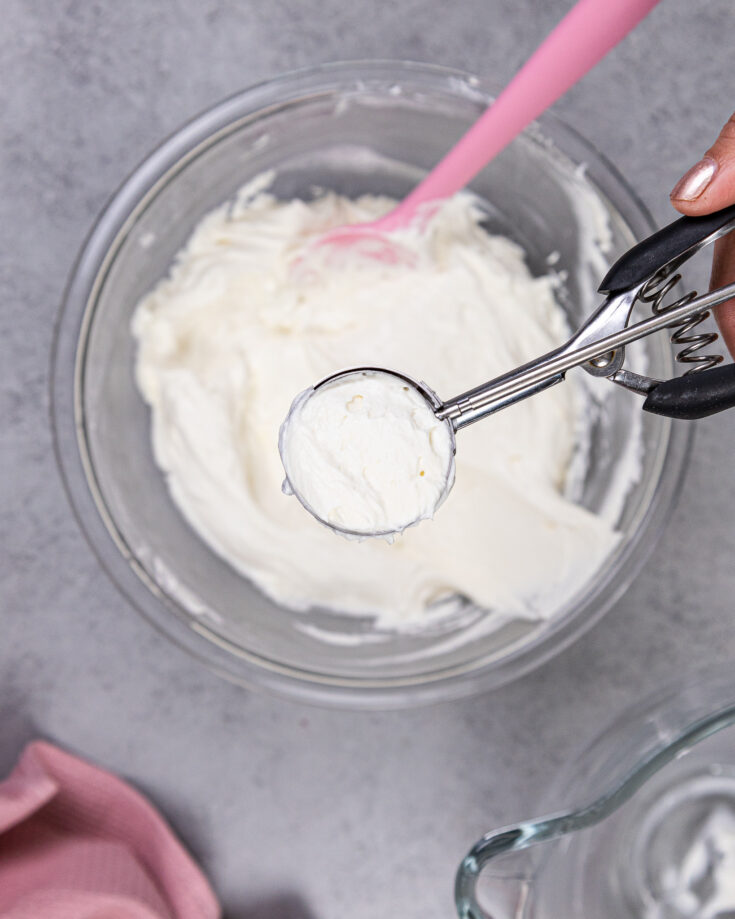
[2,1,734,916]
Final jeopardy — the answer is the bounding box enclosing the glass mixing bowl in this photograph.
[456,666,735,919]
[51,62,690,708]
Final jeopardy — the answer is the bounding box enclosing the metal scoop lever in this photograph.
[438,203,735,428]
[438,282,735,428]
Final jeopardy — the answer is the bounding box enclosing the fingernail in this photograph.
[671,155,718,201]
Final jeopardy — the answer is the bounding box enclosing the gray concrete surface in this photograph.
[2,1,734,916]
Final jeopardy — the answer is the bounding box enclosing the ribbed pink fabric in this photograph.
[0,742,220,919]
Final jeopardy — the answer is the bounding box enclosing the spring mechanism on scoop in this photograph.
[638,270,724,373]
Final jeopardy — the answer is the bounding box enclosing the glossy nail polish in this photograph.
[671,156,718,201]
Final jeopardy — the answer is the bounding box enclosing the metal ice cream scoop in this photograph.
[282,203,735,538]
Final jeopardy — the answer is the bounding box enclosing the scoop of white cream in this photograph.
[280,370,455,536]
[132,179,624,627]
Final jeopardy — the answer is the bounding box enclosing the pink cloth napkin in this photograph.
[0,741,220,919]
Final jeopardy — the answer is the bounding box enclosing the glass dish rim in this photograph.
[50,60,693,709]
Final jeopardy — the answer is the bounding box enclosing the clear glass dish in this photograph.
[51,61,691,708]
[456,666,735,919]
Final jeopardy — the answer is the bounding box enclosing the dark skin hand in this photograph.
[670,113,735,358]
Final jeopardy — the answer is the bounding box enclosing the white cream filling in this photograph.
[280,370,455,537]
[650,805,735,919]
[132,181,622,627]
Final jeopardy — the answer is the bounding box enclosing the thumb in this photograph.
[670,114,735,359]
[670,114,735,216]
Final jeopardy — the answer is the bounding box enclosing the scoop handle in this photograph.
[599,204,735,294]
[393,0,662,221]
[643,363,735,420]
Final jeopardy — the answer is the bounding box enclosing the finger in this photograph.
[711,231,735,359]
[670,113,735,216]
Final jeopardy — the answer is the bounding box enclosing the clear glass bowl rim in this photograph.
[50,60,693,709]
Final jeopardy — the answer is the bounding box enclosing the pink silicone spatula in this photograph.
[319,0,661,248]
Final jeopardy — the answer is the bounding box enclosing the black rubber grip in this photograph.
[599,204,735,295]
[643,363,735,419]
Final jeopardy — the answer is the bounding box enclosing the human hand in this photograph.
[670,114,735,358]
